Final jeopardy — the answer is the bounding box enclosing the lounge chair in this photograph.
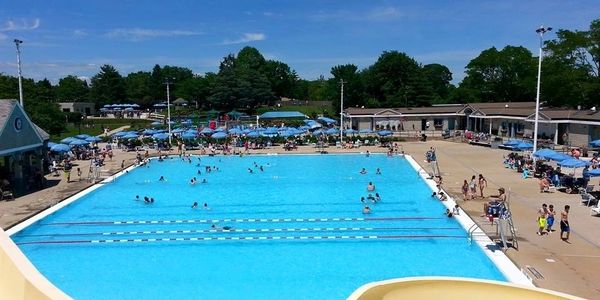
[522,169,532,179]
[1,188,14,201]
[591,204,600,216]
[581,193,598,207]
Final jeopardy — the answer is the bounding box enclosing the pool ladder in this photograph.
[467,224,488,245]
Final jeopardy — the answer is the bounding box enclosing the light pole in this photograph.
[14,39,24,107]
[164,79,174,145]
[339,79,346,144]
[532,25,552,155]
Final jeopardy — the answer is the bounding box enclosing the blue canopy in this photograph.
[590,139,600,147]
[317,116,337,125]
[548,152,572,162]
[152,133,169,140]
[113,131,129,137]
[60,137,78,144]
[228,128,243,135]
[69,139,90,146]
[201,128,214,134]
[76,134,92,139]
[325,128,340,135]
[85,136,102,142]
[259,111,308,119]
[264,127,279,135]
[344,129,358,135]
[359,129,373,134]
[181,132,197,139]
[503,139,523,146]
[313,129,325,136]
[47,142,57,148]
[151,121,163,126]
[246,131,260,138]
[558,158,590,168]
[172,128,185,134]
[211,132,227,139]
[122,133,139,139]
[142,129,157,135]
[377,130,393,137]
[532,148,558,160]
[50,144,71,152]
[585,168,600,177]
[515,141,534,150]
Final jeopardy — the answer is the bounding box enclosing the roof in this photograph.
[173,98,188,104]
[259,111,308,119]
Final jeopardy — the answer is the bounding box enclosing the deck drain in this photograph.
[525,265,544,279]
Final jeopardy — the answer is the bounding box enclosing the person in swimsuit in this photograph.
[560,205,570,241]
[478,174,487,198]
[546,204,556,233]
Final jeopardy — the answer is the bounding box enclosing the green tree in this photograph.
[56,75,89,101]
[330,64,364,113]
[422,64,453,103]
[90,64,125,107]
[124,71,152,105]
[262,60,298,98]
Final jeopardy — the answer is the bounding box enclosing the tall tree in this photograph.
[57,75,89,101]
[330,64,364,113]
[422,64,453,103]
[262,60,298,98]
[90,64,125,107]
[124,71,152,105]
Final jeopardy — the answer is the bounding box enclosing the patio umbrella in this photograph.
[181,132,197,139]
[503,139,523,146]
[359,129,373,134]
[312,129,325,136]
[317,116,337,125]
[172,128,185,134]
[50,144,71,152]
[228,128,243,135]
[76,134,92,139]
[151,121,163,126]
[113,131,129,137]
[585,168,600,177]
[325,128,340,135]
[85,136,102,142]
[558,158,590,168]
[532,148,558,160]
[548,152,572,162]
[201,128,214,134]
[590,139,600,147]
[377,130,393,137]
[69,139,90,146]
[246,131,260,138]
[515,141,534,150]
[47,142,57,148]
[60,137,78,144]
[152,133,169,140]
[211,132,227,139]
[344,129,358,135]
[122,133,139,139]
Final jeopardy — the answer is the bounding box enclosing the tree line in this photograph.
[0,19,598,135]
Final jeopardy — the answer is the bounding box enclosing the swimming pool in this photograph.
[11,154,507,299]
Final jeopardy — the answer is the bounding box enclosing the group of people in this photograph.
[462,174,487,201]
[135,195,155,204]
[537,203,571,242]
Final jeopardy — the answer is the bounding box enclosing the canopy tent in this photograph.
[259,111,308,119]
[50,144,71,152]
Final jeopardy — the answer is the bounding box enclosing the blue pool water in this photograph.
[12,154,505,299]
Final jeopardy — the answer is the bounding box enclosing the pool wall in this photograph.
[404,155,533,286]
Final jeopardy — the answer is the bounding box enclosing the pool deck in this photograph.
[1,140,599,299]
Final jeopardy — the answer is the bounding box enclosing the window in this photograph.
[433,119,443,128]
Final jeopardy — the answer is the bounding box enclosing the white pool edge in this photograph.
[403,154,534,287]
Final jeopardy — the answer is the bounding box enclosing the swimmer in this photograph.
[150,198,155,203]
[203,203,210,209]
[360,197,366,203]
[375,193,381,202]
[135,195,140,201]
[367,182,375,191]
[260,166,264,172]
[190,178,196,185]
[144,196,150,203]
[359,168,367,175]
[202,179,207,183]
[366,151,370,157]
[159,176,165,181]
[248,168,253,173]
[445,209,453,218]
[431,192,437,198]
[211,224,233,231]
[197,170,202,175]
[191,202,198,209]
[367,193,376,203]
[439,192,448,201]
[376,168,381,175]
[362,205,371,214]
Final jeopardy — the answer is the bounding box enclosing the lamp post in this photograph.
[339,79,346,144]
[164,79,174,145]
[14,39,24,107]
[532,25,552,156]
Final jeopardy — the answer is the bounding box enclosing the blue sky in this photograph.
[0,1,598,84]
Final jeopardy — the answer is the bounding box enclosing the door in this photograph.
[421,119,427,130]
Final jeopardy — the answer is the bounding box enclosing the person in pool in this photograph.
[211,224,233,231]
[362,205,371,214]
[367,182,375,191]
[359,168,367,174]
[159,176,165,181]
[191,202,198,209]
[375,193,381,202]
[367,194,376,203]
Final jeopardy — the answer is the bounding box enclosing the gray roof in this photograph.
[0,99,49,141]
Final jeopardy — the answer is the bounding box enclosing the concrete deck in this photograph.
[1,140,598,299]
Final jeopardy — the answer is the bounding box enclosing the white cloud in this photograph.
[311,7,403,22]
[366,7,403,20]
[222,33,266,45]
[105,28,202,41]
[0,18,40,31]
[73,29,88,37]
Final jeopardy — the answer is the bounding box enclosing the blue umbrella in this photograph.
[172,128,185,133]
[153,133,169,140]
[182,132,197,139]
[325,128,340,135]
[76,134,92,139]
[533,148,558,159]
[85,136,102,142]
[548,152,572,162]
[503,139,523,146]
[142,129,157,135]
[590,139,600,147]
[47,142,57,148]
[228,128,243,135]
[558,158,590,168]
[113,131,129,137]
[50,144,71,152]
[344,129,358,135]
[359,129,373,134]
[515,141,533,150]
[313,130,325,136]
[264,127,279,135]
[103,104,111,108]
[60,137,78,144]
[201,128,214,134]
[151,121,163,126]
[585,168,600,177]
[69,139,90,146]
[211,132,227,139]
[317,116,337,125]
[377,130,393,137]
[131,104,140,107]
[122,133,139,139]
[246,131,260,138]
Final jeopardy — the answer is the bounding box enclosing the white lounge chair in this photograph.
[1,188,14,201]
[591,204,600,216]
[582,193,598,207]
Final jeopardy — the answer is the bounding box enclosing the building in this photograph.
[58,102,96,116]
[344,102,600,147]
[0,100,49,195]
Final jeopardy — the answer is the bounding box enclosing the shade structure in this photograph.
[69,139,90,146]
[590,139,600,147]
[181,132,197,139]
[122,133,139,139]
[558,158,590,168]
[585,168,600,177]
[515,141,533,150]
[47,142,57,148]
[325,128,340,135]
[76,134,92,139]
[142,129,157,135]
[151,121,163,126]
[172,128,185,134]
[200,128,214,134]
[303,120,322,129]
[211,132,227,139]
[359,129,373,134]
[60,137,78,144]
[377,130,393,137]
[246,131,260,138]
[503,139,523,146]
[312,129,325,136]
[50,144,70,152]
[317,116,337,125]
[532,148,558,160]
[85,136,102,142]
[344,129,358,135]
[548,152,572,162]
[228,128,243,135]
[152,133,169,140]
